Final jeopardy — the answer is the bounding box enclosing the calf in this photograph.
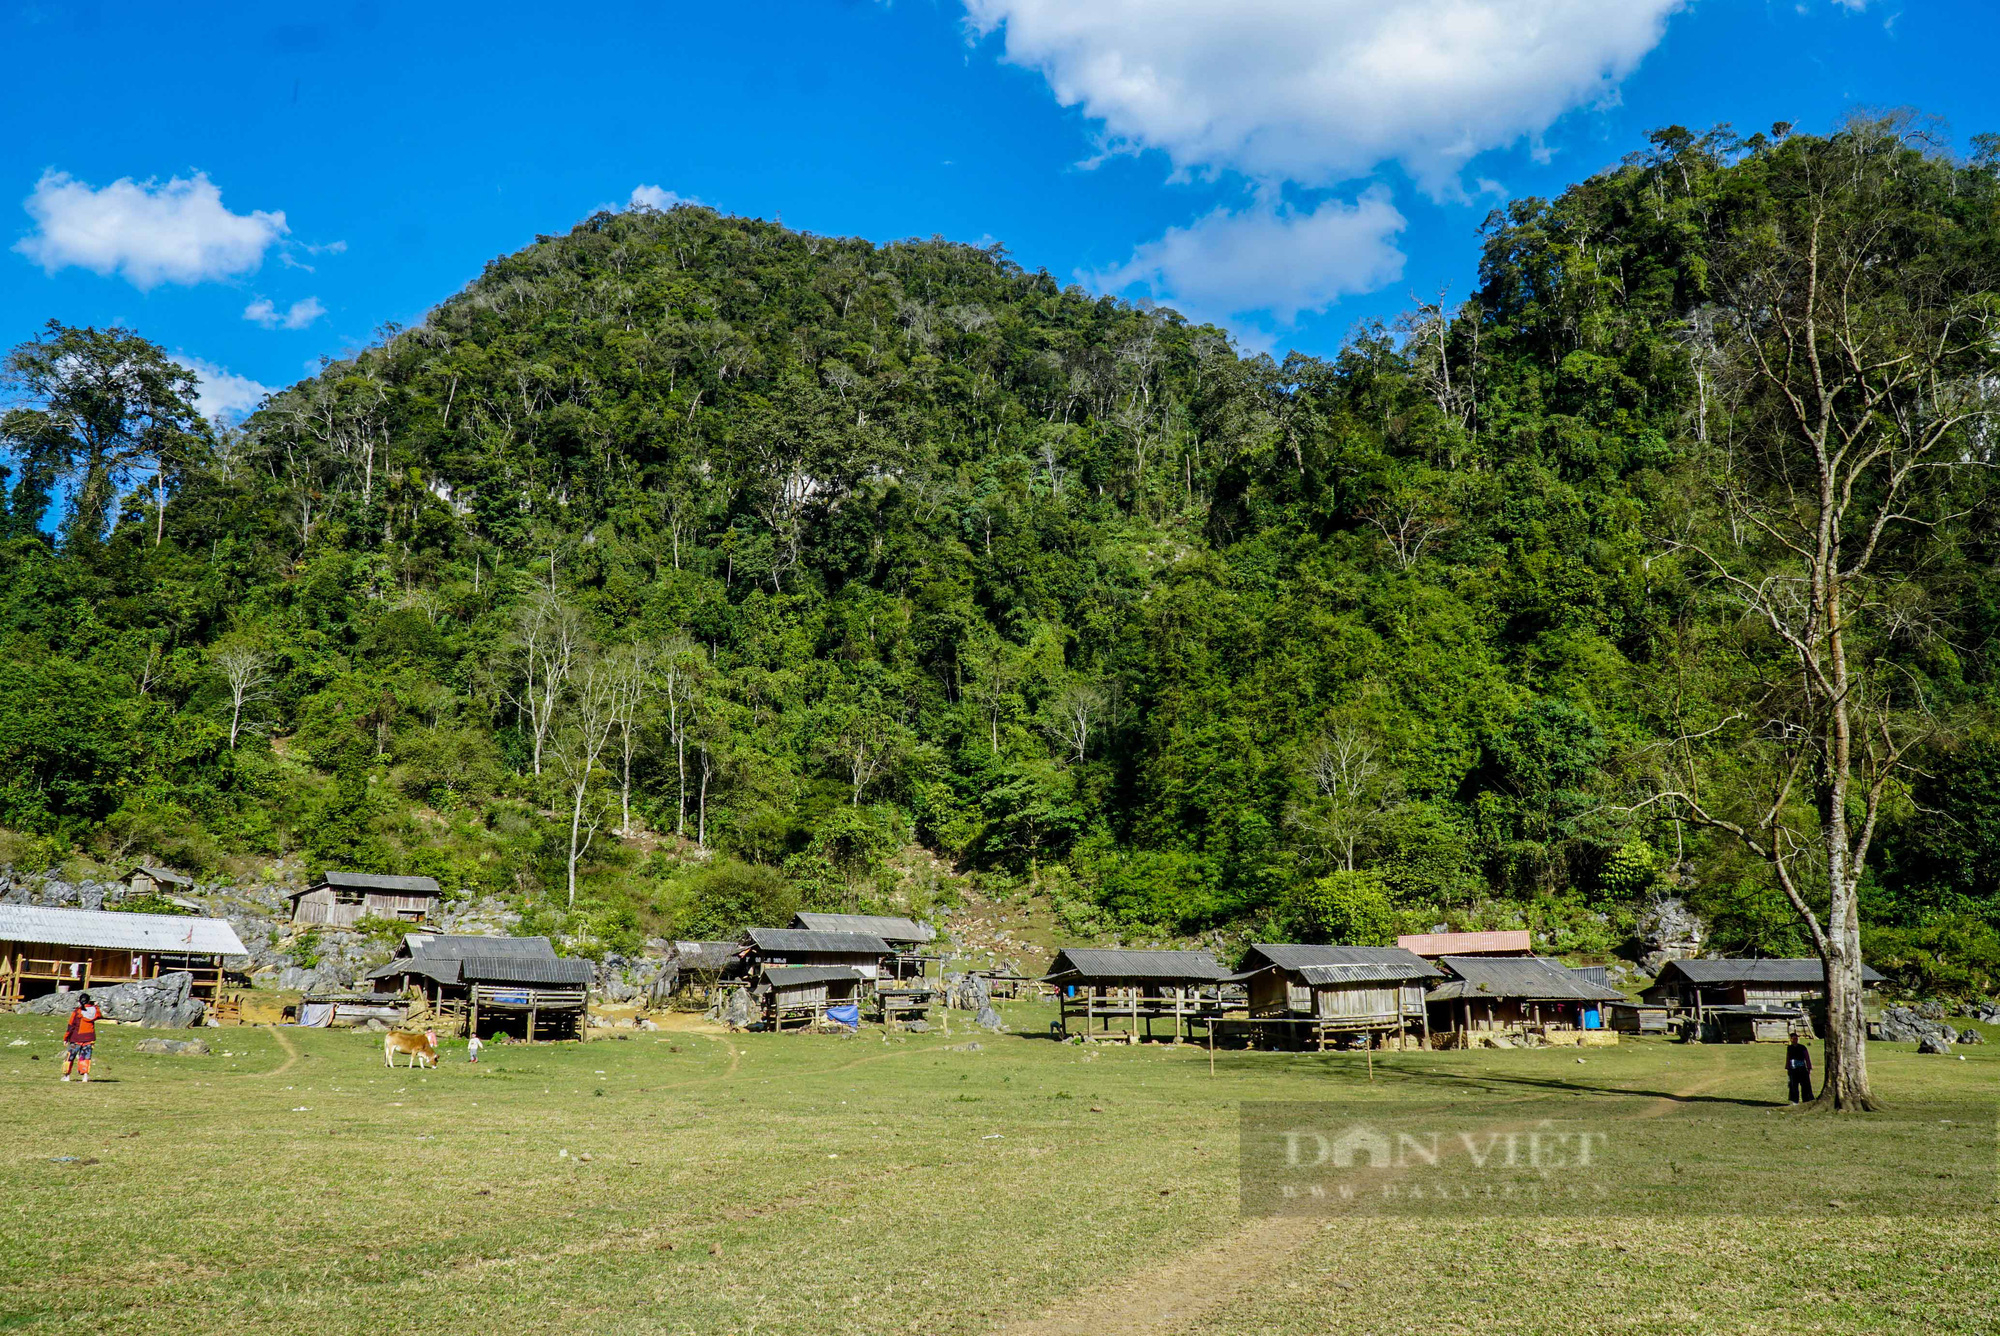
[384,1028,439,1069]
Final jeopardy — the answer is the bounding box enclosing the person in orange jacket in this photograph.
[62,993,101,1082]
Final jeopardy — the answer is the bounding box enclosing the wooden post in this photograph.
[528,1003,537,1043]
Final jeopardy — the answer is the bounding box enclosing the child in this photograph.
[62,993,101,1082]
[467,1033,483,1064]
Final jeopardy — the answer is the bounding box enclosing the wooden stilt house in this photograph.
[741,928,893,987]
[0,905,246,1006]
[365,933,591,1039]
[1426,955,1626,1047]
[1233,944,1440,1050]
[1043,948,1229,1042]
[1640,958,1885,1023]
[791,913,938,982]
[761,965,864,1031]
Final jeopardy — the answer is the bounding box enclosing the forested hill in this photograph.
[4,121,1998,988]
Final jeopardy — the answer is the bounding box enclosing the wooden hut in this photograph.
[1605,1001,1675,1035]
[1641,958,1885,1021]
[761,965,864,1031]
[1233,944,1439,1050]
[287,871,442,929]
[1043,948,1228,1042]
[791,912,938,981]
[366,933,590,1038]
[741,928,893,985]
[1426,955,1626,1046]
[651,940,743,1006]
[1702,1003,1808,1043]
[0,905,246,1006]
[118,864,195,899]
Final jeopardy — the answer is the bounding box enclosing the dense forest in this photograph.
[3,118,1997,992]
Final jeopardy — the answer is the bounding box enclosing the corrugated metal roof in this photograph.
[670,940,742,970]
[404,934,557,961]
[792,912,936,943]
[0,905,247,956]
[1242,944,1440,978]
[123,864,193,887]
[1396,930,1534,958]
[764,965,863,988]
[367,957,461,986]
[1294,961,1437,986]
[459,955,594,986]
[1428,955,1626,1002]
[1044,948,1226,983]
[744,928,892,955]
[314,870,442,895]
[1653,958,1886,986]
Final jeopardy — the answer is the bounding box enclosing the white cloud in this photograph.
[15,170,288,289]
[174,357,273,424]
[628,184,699,211]
[1094,190,1407,327]
[243,295,326,330]
[964,0,1684,193]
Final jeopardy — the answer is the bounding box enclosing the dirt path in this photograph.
[996,1059,1738,1336]
[253,1024,301,1079]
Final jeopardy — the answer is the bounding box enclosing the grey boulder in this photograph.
[19,973,206,1028]
[134,1037,211,1056]
[1917,1034,1954,1056]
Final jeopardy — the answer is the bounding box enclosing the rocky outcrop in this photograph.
[19,972,206,1028]
[1636,897,1706,974]
[1878,1004,1956,1048]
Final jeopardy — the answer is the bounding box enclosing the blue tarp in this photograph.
[827,1003,860,1030]
[1583,1008,1601,1029]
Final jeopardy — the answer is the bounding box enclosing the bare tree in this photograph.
[498,591,584,776]
[214,647,272,750]
[1041,682,1107,764]
[1627,123,1999,1111]
[549,657,620,908]
[966,635,1021,754]
[1362,475,1456,571]
[606,643,656,837]
[656,637,704,836]
[1293,722,1395,871]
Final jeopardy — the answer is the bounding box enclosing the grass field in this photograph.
[1,1002,1993,1335]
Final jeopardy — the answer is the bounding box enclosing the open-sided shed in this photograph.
[1234,944,1440,1050]
[1427,955,1626,1046]
[761,964,864,1031]
[366,933,589,1039]
[1043,948,1228,1042]
[0,905,246,1006]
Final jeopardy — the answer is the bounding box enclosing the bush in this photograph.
[1282,871,1396,946]
[678,859,796,939]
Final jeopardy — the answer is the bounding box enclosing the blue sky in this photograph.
[2,0,1994,419]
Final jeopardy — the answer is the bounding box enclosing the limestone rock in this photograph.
[135,1037,211,1056]
[19,973,206,1028]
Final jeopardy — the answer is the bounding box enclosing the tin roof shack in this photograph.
[0,905,247,1006]
[761,965,865,1032]
[118,864,194,900]
[742,928,893,985]
[1396,930,1535,959]
[1606,1001,1676,1035]
[1233,944,1441,1050]
[289,871,442,929]
[462,954,593,1041]
[1427,955,1626,1048]
[1641,958,1886,1024]
[365,934,589,1038]
[1702,1003,1808,1044]
[1044,948,1229,1043]
[650,940,743,1007]
[792,912,938,981]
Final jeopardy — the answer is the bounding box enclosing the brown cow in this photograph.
[384,1029,439,1069]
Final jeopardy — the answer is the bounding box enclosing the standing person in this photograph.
[1784,1034,1814,1104]
[467,1033,483,1064]
[62,993,100,1083]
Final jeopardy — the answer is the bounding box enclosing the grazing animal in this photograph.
[384,1029,439,1069]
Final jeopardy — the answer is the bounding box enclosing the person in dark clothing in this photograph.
[1785,1036,1814,1103]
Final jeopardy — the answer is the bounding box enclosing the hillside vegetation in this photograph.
[2,119,1997,986]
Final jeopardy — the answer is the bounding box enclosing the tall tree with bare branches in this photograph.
[1628,121,1999,1111]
